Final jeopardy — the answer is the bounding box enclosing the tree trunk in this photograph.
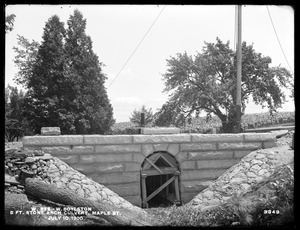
[24,178,152,226]
[221,119,236,133]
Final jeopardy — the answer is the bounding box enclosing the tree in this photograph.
[64,10,114,134]
[20,15,70,134]
[13,10,114,134]
[5,86,20,141]
[130,105,154,127]
[5,85,32,141]
[13,35,40,87]
[154,101,185,127]
[160,37,292,133]
[5,14,16,33]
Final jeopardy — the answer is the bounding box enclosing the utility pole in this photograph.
[235,5,242,133]
[138,112,145,134]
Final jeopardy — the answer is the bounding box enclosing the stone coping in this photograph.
[23,133,276,146]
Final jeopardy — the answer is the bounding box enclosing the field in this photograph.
[111,111,295,134]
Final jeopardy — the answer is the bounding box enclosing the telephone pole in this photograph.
[235,5,242,133]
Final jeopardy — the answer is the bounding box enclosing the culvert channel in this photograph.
[140,151,181,208]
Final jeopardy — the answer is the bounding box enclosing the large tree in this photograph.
[64,10,114,134]
[13,10,114,134]
[21,15,69,133]
[159,37,292,133]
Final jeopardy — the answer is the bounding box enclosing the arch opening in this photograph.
[140,151,181,208]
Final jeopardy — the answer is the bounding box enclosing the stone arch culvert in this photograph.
[22,132,278,209]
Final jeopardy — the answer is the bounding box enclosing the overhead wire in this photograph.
[266,5,294,75]
[107,5,166,89]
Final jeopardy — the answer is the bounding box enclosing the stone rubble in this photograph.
[187,140,294,211]
[5,148,146,215]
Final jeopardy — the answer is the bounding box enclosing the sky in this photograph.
[5,4,294,122]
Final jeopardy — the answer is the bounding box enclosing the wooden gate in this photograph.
[140,151,181,208]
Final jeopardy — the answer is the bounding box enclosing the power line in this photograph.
[266,6,294,75]
[108,5,166,89]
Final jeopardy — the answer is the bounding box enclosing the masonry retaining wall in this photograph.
[22,133,276,207]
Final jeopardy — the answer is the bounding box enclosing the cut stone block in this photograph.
[41,146,71,155]
[90,172,140,184]
[153,143,168,152]
[192,134,244,142]
[188,151,233,160]
[196,159,240,169]
[175,151,188,162]
[181,192,199,204]
[23,135,84,146]
[95,145,141,154]
[132,153,146,164]
[133,134,191,144]
[122,195,142,207]
[70,163,124,174]
[142,144,154,157]
[233,150,253,158]
[84,135,133,145]
[244,133,276,142]
[79,153,132,163]
[41,127,61,136]
[124,162,142,172]
[140,127,180,135]
[181,169,226,181]
[55,155,79,164]
[181,161,196,169]
[263,141,277,149]
[167,144,180,156]
[180,143,217,151]
[218,142,262,150]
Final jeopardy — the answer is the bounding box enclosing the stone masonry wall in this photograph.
[22,133,276,207]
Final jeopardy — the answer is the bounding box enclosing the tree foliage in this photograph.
[130,105,154,127]
[5,14,16,33]
[154,101,185,127]
[63,10,114,134]
[13,35,40,87]
[13,10,114,134]
[158,37,292,132]
[21,15,68,133]
[5,85,33,141]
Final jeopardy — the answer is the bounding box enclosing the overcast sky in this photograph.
[5,5,294,122]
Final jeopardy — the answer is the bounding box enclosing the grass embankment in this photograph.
[147,163,294,227]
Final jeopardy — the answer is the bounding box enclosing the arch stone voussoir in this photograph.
[167,144,180,156]
[142,144,154,157]
[153,143,168,152]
